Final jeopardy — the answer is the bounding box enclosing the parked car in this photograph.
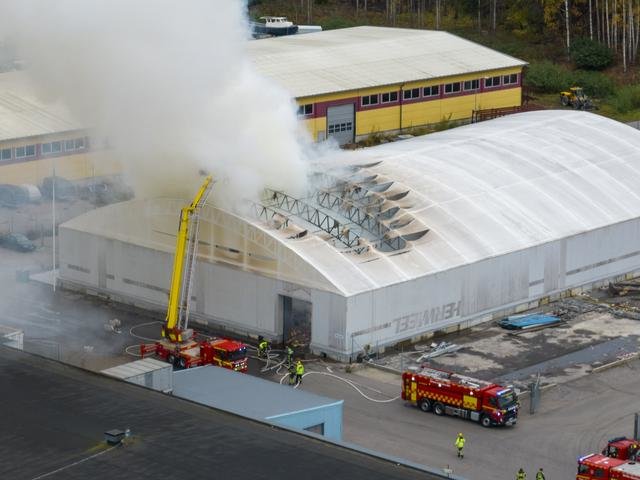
[0,184,29,207]
[40,176,76,200]
[78,179,134,206]
[0,233,37,252]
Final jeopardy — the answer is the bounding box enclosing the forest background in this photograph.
[249,0,640,121]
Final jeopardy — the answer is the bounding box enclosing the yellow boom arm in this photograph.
[162,175,213,342]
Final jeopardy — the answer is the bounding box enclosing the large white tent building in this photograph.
[59,111,640,359]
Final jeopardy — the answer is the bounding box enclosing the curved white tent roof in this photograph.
[63,111,640,297]
[265,110,640,295]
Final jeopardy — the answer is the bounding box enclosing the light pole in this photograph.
[51,156,56,292]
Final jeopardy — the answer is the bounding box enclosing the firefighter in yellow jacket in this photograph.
[455,433,465,459]
[295,360,305,385]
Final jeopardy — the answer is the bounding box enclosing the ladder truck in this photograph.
[141,175,248,372]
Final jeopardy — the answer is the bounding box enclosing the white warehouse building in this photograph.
[59,111,640,360]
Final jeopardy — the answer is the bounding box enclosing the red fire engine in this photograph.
[143,337,247,371]
[401,366,519,427]
[603,437,640,461]
[577,454,640,480]
[140,175,248,372]
[578,454,627,480]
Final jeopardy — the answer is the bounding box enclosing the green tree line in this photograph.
[253,1,639,70]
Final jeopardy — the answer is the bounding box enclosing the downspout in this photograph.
[399,83,405,133]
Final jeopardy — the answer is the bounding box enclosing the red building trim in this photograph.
[304,75,522,119]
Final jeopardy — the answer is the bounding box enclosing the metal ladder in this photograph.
[177,183,214,334]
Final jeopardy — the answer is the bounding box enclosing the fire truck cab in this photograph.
[577,454,627,480]
[604,438,640,461]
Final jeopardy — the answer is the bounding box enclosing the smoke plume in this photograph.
[1,0,310,206]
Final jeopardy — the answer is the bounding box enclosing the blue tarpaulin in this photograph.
[498,313,561,330]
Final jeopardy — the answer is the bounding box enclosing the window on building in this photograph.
[42,141,62,155]
[403,88,420,100]
[484,76,501,88]
[463,79,479,91]
[381,91,398,103]
[503,73,518,85]
[423,85,439,97]
[297,104,313,116]
[0,148,11,161]
[361,94,379,106]
[15,145,35,158]
[62,138,87,151]
[444,82,461,94]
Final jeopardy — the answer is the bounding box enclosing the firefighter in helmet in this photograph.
[516,468,526,480]
[285,345,294,367]
[257,336,269,358]
[455,433,465,458]
[295,360,305,385]
[288,363,296,385]
[536,468,545,480]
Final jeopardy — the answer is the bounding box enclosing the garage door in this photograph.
[327,104,355,145]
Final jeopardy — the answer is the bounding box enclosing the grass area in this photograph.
[530,93,640,122]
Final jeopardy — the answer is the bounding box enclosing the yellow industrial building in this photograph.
[0,71,120,186]
[0,26,527,185]
[248,26,527,145]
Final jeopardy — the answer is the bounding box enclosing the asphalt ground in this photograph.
[2,241,640,479]
[271,358,640,480]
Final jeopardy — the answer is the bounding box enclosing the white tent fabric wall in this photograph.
[59,111,640,359]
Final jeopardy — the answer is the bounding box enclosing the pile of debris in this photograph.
[415,341,461,361]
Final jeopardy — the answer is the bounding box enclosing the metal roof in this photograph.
[247,26,527,98]
[102,358,170,379]
[0,71,81,142]
[0,325,22,337]
[0,346,440,480]
[173,365,342,419]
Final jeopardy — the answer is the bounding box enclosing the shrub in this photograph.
[322,17,355,30]
[524,61,571,93]
[432,114,455,132]
[525,62,614,98]
[610,85,640,113]
[569,70,614,98]
[571,38,614,70]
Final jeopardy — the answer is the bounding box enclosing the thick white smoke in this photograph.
[1,0,310,206]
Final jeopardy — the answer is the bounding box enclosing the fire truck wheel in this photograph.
[168,354,176,366]
[480,415,492,428]
[433,403,445,416]
[418,399,432,412]
[178,357,187,369]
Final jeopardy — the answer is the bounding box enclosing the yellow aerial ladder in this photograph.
[162,175,214,343]
[141,175,248,371]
